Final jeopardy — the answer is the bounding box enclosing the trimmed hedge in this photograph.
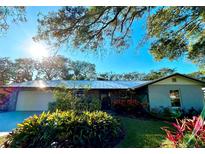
[4,111,124,148]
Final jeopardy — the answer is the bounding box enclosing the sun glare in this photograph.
[28,42,49,59]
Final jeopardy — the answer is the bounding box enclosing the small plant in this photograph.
[3,111,124,148]
[162,107,173,117]
[170,108,183,118]
[161,116,205,148]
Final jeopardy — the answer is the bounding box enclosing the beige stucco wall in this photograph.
[148,75,205,111]
[153,75,202,85]
[148,83,205,111]
[16,90,55,111]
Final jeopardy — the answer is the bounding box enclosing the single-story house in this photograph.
[0,73,204,112]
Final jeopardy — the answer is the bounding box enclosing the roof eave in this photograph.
[130,73,205,89]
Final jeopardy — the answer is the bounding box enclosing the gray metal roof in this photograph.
[4,80,150,89]
[3,73,204,90]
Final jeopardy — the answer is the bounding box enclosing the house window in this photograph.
[169,90,181,107]
[74,90,84,97]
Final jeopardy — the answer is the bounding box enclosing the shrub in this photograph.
[112,99,148,116]
[75,95,101,112]
[48,87,78,112]
[48,101,57,112]
[150,107,182,120]
[3,111,124,148]
[166,108,182,119]
[185,107,201,118]
[150,106,203,121]
[161,116,205,148]
[48,86,101,112]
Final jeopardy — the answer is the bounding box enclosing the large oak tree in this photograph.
[34,6,205,70]
[70,60,96,80]
[0,57,14,84]
[35,55,71,80]
[12,58,36,83]
[0,6,26,36]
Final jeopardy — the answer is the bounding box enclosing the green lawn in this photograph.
[116,116,171,148]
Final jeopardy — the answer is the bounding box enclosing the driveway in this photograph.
[0,111,41,134]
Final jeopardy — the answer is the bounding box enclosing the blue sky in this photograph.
[0,6,198,74]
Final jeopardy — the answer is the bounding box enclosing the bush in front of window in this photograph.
[3,111,124,148]
[150,107,182,120]
[150,106,202,120]
[184,107,201,118]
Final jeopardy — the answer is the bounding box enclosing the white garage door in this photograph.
[16,90,55,111]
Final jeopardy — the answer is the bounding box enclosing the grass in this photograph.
[116,116,172,148]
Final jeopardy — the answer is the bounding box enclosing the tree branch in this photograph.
[120,7,131,32]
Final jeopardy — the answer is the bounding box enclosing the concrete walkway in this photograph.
[0,111,41,133]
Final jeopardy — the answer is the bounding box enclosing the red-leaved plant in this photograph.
[112,99,148,115]
[161,116,205,148]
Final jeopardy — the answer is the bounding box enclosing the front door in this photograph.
[100,91,111,110]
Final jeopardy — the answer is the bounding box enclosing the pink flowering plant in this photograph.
[161,115,205,148]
